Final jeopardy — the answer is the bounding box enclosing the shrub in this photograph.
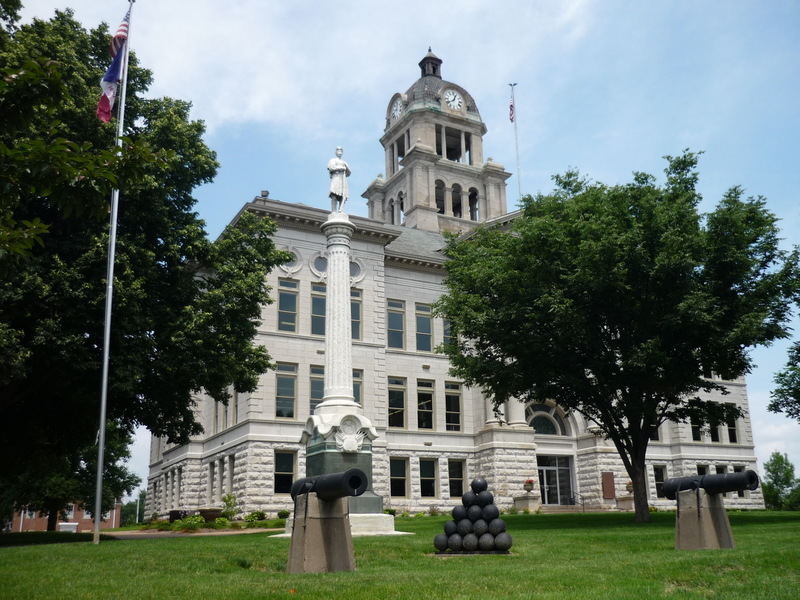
[215,517,230,527]
[221,494,238,520]
[428,506,440,516]
[277,510,291,520]
[384,508,397,516]
[245,511,266,522]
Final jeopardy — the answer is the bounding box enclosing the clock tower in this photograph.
[363,50,512,233]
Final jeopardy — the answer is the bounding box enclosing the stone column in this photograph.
[318,214,357,409]
[506,399,527,428]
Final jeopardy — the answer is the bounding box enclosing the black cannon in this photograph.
[662,469,759,501]
[290,468,368,501]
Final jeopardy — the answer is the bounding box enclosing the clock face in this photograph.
[444,89,463,110]
[391,99,404,120]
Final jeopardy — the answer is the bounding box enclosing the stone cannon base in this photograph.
[287,493,356,573]
[675,488,735,550]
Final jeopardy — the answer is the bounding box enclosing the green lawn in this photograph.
[1,512,798,600]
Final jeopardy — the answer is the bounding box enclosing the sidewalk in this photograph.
[109,528,282,540]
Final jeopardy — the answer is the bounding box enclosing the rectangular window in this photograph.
[420,458,437,497]
[353,369,363,404]
[274,451,295,494]
[653,465,666,498]
[310,365,325,413]
[276,363,297,418]
[649,419,660,441]
[697,465,708,476]
[690,416,702,442]
[417,380,434,429]
[351,289,362,340]
[311,283,326,336]
[278,279,298,332]
[710,423,720,443]
[715,465,727,475]
[387,299,405,349]
[445,382,462,432]
[388,377,406,428]
[415,303,432,352]
[390,458,408,497]
[726,404,738,444]
[448,460,465,497]
[442,318,453,348]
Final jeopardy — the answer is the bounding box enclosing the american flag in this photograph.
[110,9,130,58]
[97,7,131,122]
[509,97,515,123]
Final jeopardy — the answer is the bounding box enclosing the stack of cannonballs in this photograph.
[434,477,513,553]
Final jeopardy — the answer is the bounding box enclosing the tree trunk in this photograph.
[46,502,59,532]
[632,469,650,523]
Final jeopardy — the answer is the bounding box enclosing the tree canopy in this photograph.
[760,451,797,510]
[770,342,800,423]
[0,9,290,524]
[436,151,798,522]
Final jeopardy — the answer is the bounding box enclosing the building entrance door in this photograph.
[537,456,573,505]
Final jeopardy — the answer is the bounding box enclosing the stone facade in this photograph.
[146,52,764,519]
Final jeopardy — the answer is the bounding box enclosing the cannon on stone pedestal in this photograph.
[662,469,759,500]
[663,469,759,550]
[287,468,368,574]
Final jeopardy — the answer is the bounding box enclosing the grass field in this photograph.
[1,511,798,600]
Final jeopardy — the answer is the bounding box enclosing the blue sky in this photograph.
[18,1,800,491]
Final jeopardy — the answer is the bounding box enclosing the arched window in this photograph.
[526,402,569,435]
[468,188,479,221]
[435,180,445,214]
[451,184,462,219]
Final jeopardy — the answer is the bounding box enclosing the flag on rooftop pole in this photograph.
[94,0,136,546]
[96,7,131,122]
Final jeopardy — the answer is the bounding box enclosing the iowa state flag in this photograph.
[96,9,130,122]
[96,46,125,123]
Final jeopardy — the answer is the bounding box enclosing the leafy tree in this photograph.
[0,421,139,531]
[770,342,800,423]
[761,451,797,510]
[0,10,290,521]
[121,489,146,526]
[437,151,798,522]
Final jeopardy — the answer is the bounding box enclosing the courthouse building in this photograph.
[146,51,763,517]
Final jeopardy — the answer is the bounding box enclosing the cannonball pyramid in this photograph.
[433,477,513,554]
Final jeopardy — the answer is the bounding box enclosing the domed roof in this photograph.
[404,49,481,117]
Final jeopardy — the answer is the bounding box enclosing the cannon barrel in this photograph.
[662,469,759,500]
[290,468,368,501]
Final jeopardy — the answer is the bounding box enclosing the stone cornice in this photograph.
[236,198,402,244]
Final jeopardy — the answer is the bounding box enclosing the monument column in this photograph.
[319,215,356,407]
[299,147,385,517]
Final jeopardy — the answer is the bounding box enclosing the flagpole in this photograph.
[509,83,522,200]
[94,0,135,545]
